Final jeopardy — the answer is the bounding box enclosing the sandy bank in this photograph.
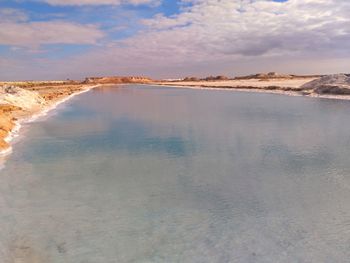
[0,83,98,157]
[156,76,350,101]
[159,77,317,89]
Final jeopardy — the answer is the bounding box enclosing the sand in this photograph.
[159,78,318,89]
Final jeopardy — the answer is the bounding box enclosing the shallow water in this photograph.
[1,85,350,262]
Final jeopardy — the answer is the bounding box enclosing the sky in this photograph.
[0,0,349,80]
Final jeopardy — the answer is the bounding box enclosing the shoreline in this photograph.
[2,80,350,165]
[154,83,350,101]
[0,84,99,161]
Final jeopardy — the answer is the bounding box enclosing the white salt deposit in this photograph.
[0,85,46,110]
[301,74,350,90]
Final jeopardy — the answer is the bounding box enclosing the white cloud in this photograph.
[0,8,105,47]
[0,21,104,47]
[60,0,348,77]
[40,0,160,6]
[0,8,28,23]
[139,0,350,57]
[2,0,350,80]
[0,20,104,47]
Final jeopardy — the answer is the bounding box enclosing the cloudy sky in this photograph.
[0,0,349,80]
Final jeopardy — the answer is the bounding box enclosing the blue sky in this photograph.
[0,0,349,80]
[0,0,188,38]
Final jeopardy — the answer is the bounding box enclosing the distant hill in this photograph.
[83,76,153,84]
[235,72,322,80]
[182,75,230,81]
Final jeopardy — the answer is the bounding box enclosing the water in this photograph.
[1,85,350,262]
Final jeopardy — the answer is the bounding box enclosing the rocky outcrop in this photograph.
[83,76,153,84]
[301,74,350,94]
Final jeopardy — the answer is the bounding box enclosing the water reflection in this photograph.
[1,85,350,262]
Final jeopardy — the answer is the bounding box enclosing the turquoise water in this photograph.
[1,85,350,262]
